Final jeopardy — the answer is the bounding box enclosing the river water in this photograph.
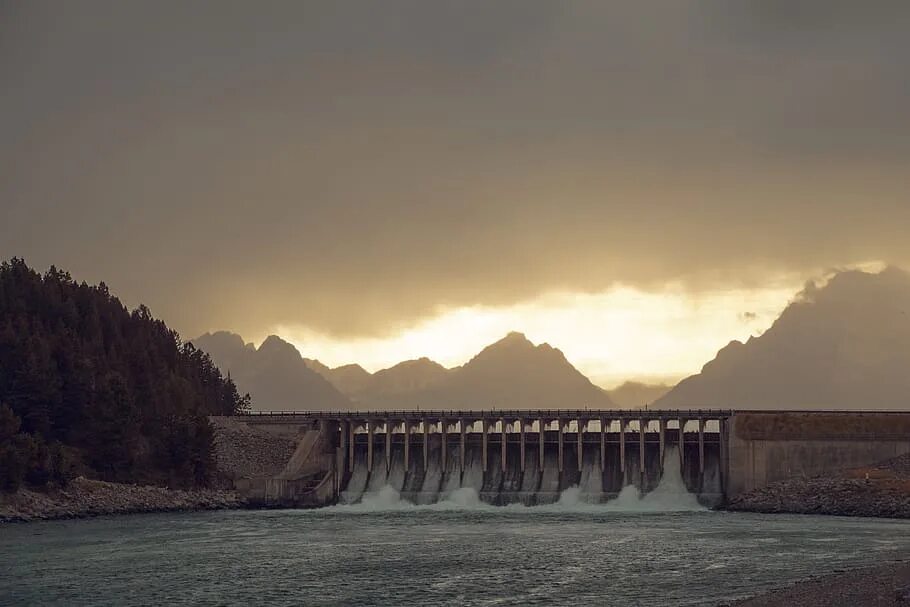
[2,497,909,606]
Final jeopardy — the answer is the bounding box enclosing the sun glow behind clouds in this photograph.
[274,283,798,388]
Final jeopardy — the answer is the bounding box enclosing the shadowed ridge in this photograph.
[369,357,450,394]
[191,332,352,411]
[656,267,910,410]
[326,364,374,397]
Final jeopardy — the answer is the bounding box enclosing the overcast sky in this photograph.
[2,2,908,382]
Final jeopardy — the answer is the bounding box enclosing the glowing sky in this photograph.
[275,277,800,387]
[2,3,908,384]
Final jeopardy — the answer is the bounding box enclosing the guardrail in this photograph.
[239,408,736,418]
[237,408,910,418]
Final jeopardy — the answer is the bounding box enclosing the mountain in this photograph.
[306,332,614,409]
[370,358,450,396]
[656,267,910,410]
[379,332,615,410]
[606,381,672,409]
[324,364,374,398]
[191,332,352,411]
[0,258,246,492]
[302,356,451,408]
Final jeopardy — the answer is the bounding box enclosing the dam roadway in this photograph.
[224,409,910,508]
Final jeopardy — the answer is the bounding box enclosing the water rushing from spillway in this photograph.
[341,446,706,511]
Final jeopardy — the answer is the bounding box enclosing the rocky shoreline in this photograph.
[727,561,910,606]
[0,477,245,523]
[724,454,910,519]
[0,417,300,524]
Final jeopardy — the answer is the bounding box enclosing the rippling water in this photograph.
[1,505,908,606]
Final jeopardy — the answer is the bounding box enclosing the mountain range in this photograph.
[193,331,617,411]
[191,332,353,410]
[194,267,910,412]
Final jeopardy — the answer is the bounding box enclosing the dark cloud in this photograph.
[1,1,908,338]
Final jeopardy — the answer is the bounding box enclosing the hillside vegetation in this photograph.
[0,258,248,492]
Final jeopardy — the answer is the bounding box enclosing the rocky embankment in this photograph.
[209,416,297,482]
[1,417,299,523]
[727,561,910,607]
[726,454,910,518]
[0,477,242,523]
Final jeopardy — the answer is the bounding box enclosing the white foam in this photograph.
[599,446,705,512]
[334,446,705,513]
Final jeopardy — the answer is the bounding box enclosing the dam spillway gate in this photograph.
[246,410,732,507]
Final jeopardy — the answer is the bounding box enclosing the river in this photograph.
[1,498,908,606]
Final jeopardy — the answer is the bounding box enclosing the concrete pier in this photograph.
[403,421,410,471]
[385,420,392,472]
[698,418,705,489]
[619,419,626,485]
[482,420,489,472]
[577,419,584,471]
[367,420,374,471]
[423,419,430,471]
[459,418,466,474]
[678,418,685,471]
[501,419,508,472]
[519,420,526,472]
[639,419,646,487]
[658,418,666,470]
[538,418,545,470]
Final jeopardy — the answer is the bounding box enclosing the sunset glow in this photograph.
[275,281,800,388]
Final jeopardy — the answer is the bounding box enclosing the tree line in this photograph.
[0,258,249,492]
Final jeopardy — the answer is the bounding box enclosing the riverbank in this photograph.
[728,561,910,606]
[0,417,297,524]
[0,477,244,523]
[725,454,910,519]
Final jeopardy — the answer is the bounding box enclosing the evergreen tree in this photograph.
[0,258,248,491]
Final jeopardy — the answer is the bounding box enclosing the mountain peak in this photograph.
[190,331,351,410]
[193,330,252,352]
[502,331,531,343]
[482,331,536,352]
[257,335,302,360]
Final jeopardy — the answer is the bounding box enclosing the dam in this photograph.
[225,409,910,508]
[232,409,729,507]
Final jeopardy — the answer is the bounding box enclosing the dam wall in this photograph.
[240,411,730,507]
[224,409,910,507]
[727,411,910,497]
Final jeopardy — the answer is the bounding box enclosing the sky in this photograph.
[2,2,908,386]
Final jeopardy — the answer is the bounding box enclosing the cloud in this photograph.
[1,1,908,339]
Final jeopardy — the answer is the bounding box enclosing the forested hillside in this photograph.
[0,258,248,492]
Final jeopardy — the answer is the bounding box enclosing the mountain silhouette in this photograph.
[192,332,352,410]
[656,267,910,410]
[201,331,616,410]
[301,357,451,408]
[351,332,615,410]
[323,364,374,397]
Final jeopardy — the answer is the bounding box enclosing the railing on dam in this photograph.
[239,408,735,420]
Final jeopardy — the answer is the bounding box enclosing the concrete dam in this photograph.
[225,409,910,509]
[340,416,724,506]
